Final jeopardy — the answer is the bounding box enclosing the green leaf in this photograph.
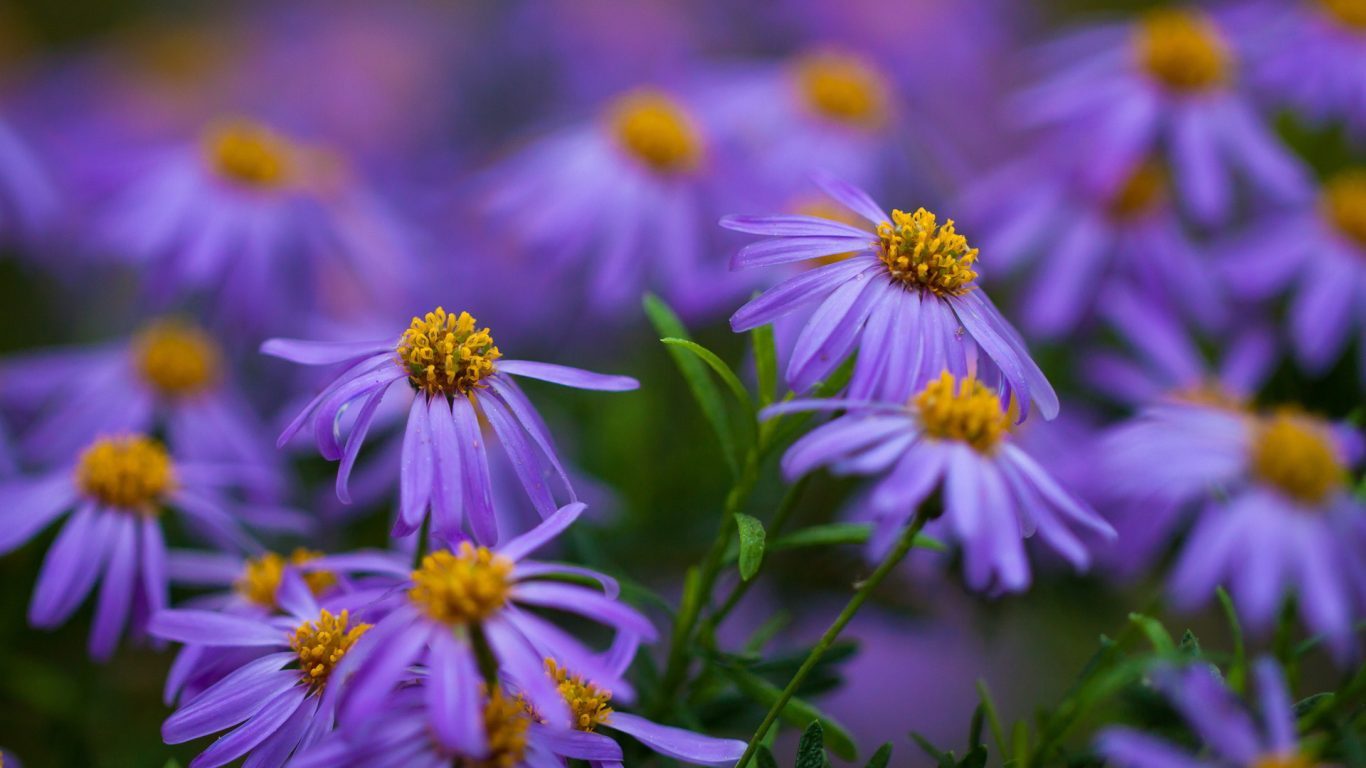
[726,667,857,761]
[661,337,754,408]
[910,733,957,768]
[975,679,1009,760]
[752,323,778,407]
[734,513,767,581]
[1179,629,1202,655]
[1128,613,1176,655]
[1215,587,1247,692]
[768,523,945,554]
[796,722,826,768]
[864,744,893,768]
[756,746,780,768]
[162,761,183,768]
[644,294,740,475]
[1011,720,1030,767]
[958,744,988,768]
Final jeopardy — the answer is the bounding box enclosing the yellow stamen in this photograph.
[608,89,701,174]
[1250,411,1346,505]
[1167,382,1246,411]
[235,549,338,609]
[75,435,176,512]
[133,320,221,397]
[408,543,513,626]
[546,659,613,732]
[1321,169,1366,251]
[468,687,531,768]
[914,372,1012,453]
[1134,9,1231,92]
[204,119,292,188]
[794,51,888,127]
[289,609,370,694]
[1108,162,1168,220]
[396,307,501,397]
[1319,0,1366,31]
[876,208,979,296]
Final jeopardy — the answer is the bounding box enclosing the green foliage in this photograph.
[734,513,766,581]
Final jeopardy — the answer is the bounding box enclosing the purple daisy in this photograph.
[1219,168,1366,375]
[0,433,286,659]
[148,572,371,768]
[1016,7,1307,225]
[262,307,638,543]
[0,116,58,246]
[723,174,1057,416]
[766,371,1114,593]
[1102,404,1365,661]
[307,503,658,741]
[1099,658,1310,768]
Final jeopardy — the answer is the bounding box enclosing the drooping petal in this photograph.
[607,712,747,766]
[162,653,298,743]
[397,395,434,536]
[452,395,497,545]
[513,582,658,640]
[426,630,486,756]
[810,172,890,226]
[189,686,308,768]
[89,515,139,660]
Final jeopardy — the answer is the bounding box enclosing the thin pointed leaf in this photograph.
[752,323,778,407]
[661,338,754,408]
[796,722,826,768]
[734,513,766,581]
[864,744,893,768]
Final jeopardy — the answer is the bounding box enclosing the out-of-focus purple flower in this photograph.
[1099,658,1308,768]
[299,503,657,748]
[263,307,638,543]
[0,433,294,660]
[92,118,415,333]
[767,371,1114,593]
[1220,168,1366,375]
[1231,0,1366,133]
[723,175,1057,416]
[0,319,282,478]
[149,572,370,768]
[1103,404,1365,661]
[0,117,58,246]
[1017,7,1307,225]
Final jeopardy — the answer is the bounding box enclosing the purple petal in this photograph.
[141,518,169,618]
[733,236,876,269]
[241,694,318,768]
[719,214,872,239]
[427,396,465,539]
[1096,728,1205,768]
[952,291,1058,420]
[89,515,138,660]
[189,686,307,768]
[29,505,113,626]
[484,617,572,727]
[260,339,392,366]
[336,385,390,504]
[498,361,639,392]
[149,610,285,647]
[516,562,619,599]
[786,267,882,391]
[480,393,558,517]
[607,712,747,766]
[0,474,75,553]
[728,259,878,332]
[427,631,486,755]
[1163,666,1261,764]
[531,725,623,761]
[512,582,657,640]
[163,653,297,742]
[452,395,498,545]
[1254,658,1296,754]
[500,503,586,562]
[397,395,434,535]
[810,173,889,226]
[340,610,429,727]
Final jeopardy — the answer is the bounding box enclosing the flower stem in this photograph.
[735,509,929,768]
[705,476,810,632]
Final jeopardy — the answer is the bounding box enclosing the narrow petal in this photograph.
[497,361,639,391]
[484,618,572,727]
[512,583,657,640]
[499,503,586,562]
[427,631,486,756]
[811,172,890,226]
[162,654,297,742]
[397,395,434,535]
[336,385,390,504]
[148,610,285,647]
[531,725,623,761]
[719,214,873,238]
[452,395,498,545]
[427,396,465,538]
[728,259,878,332]
[607,712,747,766]
[29,505,113,626]
[89,515,138,660]
[189,686,308,768]
[260,339,392,366]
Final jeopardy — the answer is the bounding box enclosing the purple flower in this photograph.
[0,319,282,478]
[1102,405,1365,661]
[0,117,58,246]
[1099,659,1309,768]
[1016,8,1306,225]
[0,433,286,659]
[263,307,638,543]
[767,371,1114,593]
[148,572,372,768]
[306,503,658,742]
[723,175,1057,416]
[1219,169,1366,375]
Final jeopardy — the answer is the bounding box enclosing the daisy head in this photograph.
[607,88,703,176]
[132,319,223,399]
[201,118,297,192]
[792,49,890,129]
[1133,8,1232,94]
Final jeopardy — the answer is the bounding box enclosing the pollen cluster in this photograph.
[204,119,292,188]
[469,688,531,768]
[877,208,979,296]
[408,543,514,626]
[794,51,887,127]
[235,549,337,609]
[397,307,501,397]
[1250,411,1345,506]
[546,659,613,731]
[1319,0,1366,31]
[1321,169,1366,251]
[1107,162,1167,220]
[609,89,701,174]
[914,372,1011,453]
[1134,9,1231,93]
[134,320,221,397]
[75,435,176,512]
[289,609,370,694]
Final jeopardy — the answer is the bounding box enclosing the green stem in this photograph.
[411,511,432,570]
[735,509,929,768]
[706,476,810,632]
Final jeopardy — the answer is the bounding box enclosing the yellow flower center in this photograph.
[408,543,514,626]
[235,549,338,609]
[1321,169,1366,251]
[794,51,888,127]
[876,208,979,296]
[608,89,701,174]
[1319,0,1366,31]
[1168,382,1246,411]
[204,119,292,188]
[546,659,613,732]
[1108,162,1168,220]
[1250,411,1346,505]
[289,609,370,694]
[133,320,221,397]
[1134,9,1231,93]
[75,435,176,512]
[914,372,1012,453]
[397,308,501,398]
[459,688,531,768]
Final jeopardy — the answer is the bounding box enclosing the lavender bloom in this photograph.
[0,319,282,477]
[768,371,1114,593]
[309,503,658,742]
[723,175,1057,416]
[1017,8,1306,225]
[1220,169,1366,375]
[1103,405,1365,661]
[263,307,638,543]
[0,117,58,245]
[148,572,371,768]
[0,433,287,659]
[1099,659,1310,768]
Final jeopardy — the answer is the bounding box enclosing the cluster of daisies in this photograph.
[0,1,1362,767]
